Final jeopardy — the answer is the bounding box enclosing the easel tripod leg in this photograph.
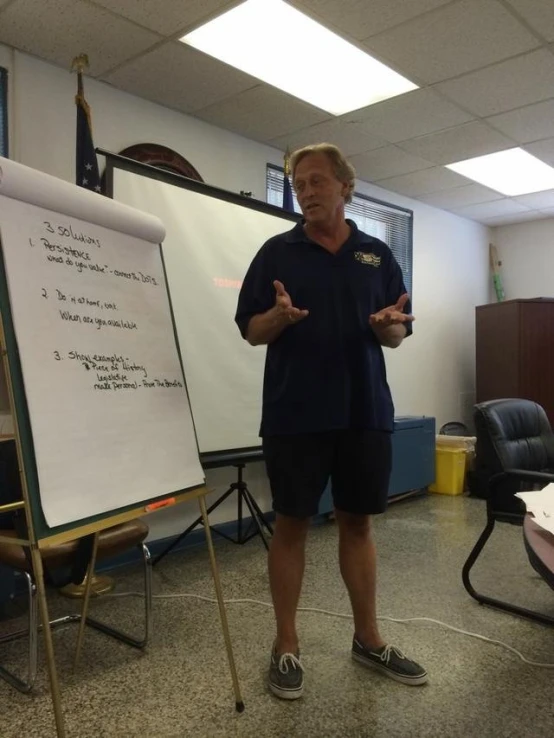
[30,547,67,738]
[74,532,100,670]
[198,495,245,713]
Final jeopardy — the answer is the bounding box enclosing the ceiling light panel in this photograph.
[181,0,418,115]
[446,148,554,196]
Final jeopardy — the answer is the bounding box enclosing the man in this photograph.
[234,143,426,700]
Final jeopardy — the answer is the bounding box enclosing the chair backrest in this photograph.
[0,440,21,529]
[473,398,554,518]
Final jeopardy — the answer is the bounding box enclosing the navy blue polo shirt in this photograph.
[235,220,411,437]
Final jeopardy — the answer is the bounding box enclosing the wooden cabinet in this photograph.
[476,299,554,423]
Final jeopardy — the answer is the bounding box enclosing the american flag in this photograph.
[75,70,101,193]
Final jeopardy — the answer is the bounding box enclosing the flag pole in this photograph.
[61,57,112,598]
[282,146,294,212]
[71,54,91,126]
[284,146,291,178]
[71,54,102,195]
[71,53,88,93]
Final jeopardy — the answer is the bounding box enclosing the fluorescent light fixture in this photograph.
[446,148,554,196]
[180,0,418,115]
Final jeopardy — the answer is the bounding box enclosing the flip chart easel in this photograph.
[0,156,244,737]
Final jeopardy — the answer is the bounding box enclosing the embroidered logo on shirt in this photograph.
[354,251,381,267]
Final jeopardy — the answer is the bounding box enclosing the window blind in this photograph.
[266,164,413,295]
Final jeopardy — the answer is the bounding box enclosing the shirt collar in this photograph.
[285,219,372,248]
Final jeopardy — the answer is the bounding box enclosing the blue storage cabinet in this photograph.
[389,415,435,497]
[318,415,435,514]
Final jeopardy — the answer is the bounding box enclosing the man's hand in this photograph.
[369,293,414,348]
[369,293,414,328]
[273,280,309,325]
[245,281,309,345]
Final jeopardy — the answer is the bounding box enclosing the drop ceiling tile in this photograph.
[289,0,452,40]
[375,166,469,197]
[512,189,554,209]
[436,49,554,117]
[505,0,554,43]
[103,42,257,113]
[485,210,547,226]
[339,88,474,143]
[362,0,539,85]
[0,0,162,77]
[418,184,503,208]
[90,0,240,36]
[397,121,513,165]
[524,137,554,166]
[349,146,434,181]
[194,86,332,142]
[487,99,554,144]
[269,120,387,157]
[453,199,531,220]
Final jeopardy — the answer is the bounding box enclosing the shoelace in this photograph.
[377,644,407,664]
[277,653,303,674]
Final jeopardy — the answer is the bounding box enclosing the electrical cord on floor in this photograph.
[107,591,554,669]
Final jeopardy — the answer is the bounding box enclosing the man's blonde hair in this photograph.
[290,143,356,204]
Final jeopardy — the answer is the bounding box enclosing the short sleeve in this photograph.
[385,252,413,338]
[234,244,275,339]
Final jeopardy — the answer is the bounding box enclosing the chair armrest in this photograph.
[503,469,554,485]
[483,469,554,524]
[488,469,554,506]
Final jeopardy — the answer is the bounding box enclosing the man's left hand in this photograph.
[369,294,414,348]
[369,293,414,329]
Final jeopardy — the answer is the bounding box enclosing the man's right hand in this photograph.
[273,280,309,325]
[245,281,309,346]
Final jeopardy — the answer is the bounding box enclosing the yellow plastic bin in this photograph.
[429,446,467,496]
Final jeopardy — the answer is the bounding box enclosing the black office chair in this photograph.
[462,398,554,625]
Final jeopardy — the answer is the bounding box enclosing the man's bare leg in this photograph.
[268,513,311,653]
[335,510,385,649]
[336,509,428,685]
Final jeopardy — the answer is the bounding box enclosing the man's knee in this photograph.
[335,510,372,537]
[273,513,311,542]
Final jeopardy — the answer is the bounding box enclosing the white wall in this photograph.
[492,218,554,300]
[7,50,277,204]
[355,179,489,432]
[0,45,490,541]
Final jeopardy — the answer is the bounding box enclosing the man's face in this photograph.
[293,153,348,226]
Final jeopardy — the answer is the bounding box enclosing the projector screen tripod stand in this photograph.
[153,462,273,566]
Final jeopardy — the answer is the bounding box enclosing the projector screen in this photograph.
[111,161,298,456]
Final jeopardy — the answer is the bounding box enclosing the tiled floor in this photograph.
[0,493,553,737]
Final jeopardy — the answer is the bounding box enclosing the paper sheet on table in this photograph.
[515,485,554,535]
